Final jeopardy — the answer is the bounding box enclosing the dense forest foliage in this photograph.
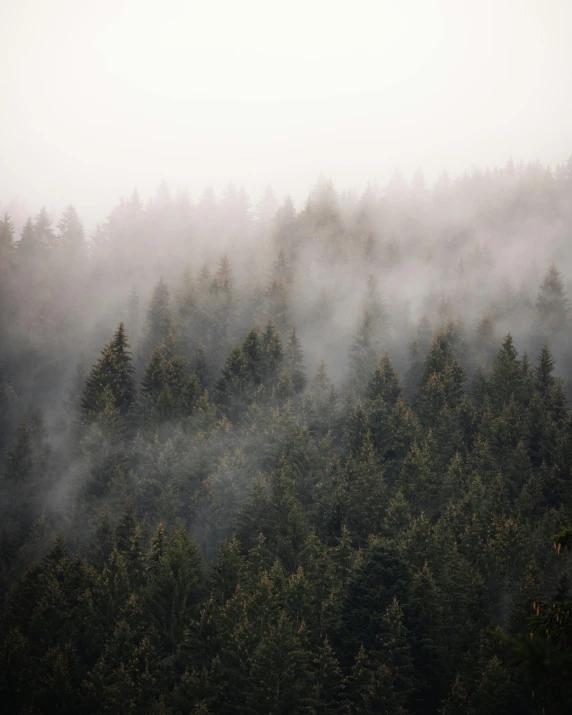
[1,158,572,713]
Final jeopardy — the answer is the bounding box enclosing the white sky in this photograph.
[1,0,571,224]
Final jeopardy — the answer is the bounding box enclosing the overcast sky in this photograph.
[1,0,571,225]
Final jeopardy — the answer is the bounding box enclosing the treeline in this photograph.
[1,157,572,713]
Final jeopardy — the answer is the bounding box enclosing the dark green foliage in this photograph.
[367,353,403,407]
[4,412,48,484]
[215,344,249,422]
[349,309,379,395]
[488,334,524,409]
[0,412,51,563]
[81,323,136,419]
[339,538,410,658]
[143,278,174,360]
[242,325,264,386]
[142,347,168,398]
[286,326,307,394]
[145,526,204,654]
[4,164,572,714]
[244,611,314,713]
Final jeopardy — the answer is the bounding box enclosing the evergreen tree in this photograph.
[242,325,264,386]
[534,344,567,424]
[347,646,404,714]
[286,326,307,394]
[215,345,248,422]
[339,538,410,659]
[1,412,50,551]
[33,207,56,252]
[244,611,314,714]
[15,218,39,261]
[349,310,379,395]
[142,347,168,399]
[57,204,86,261]
[535,263,568,338]
[125,285,141,346]
[262,321,284,388]
[81,323,136,418]
[488,334,524,410]
[0,213,14,262]
[140,346,174,421]
[145,526,204,654]
[143,278,174,358]
[377,597,418,708]
[367,353,403,408]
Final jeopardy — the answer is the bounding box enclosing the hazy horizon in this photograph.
[2,0,572,227]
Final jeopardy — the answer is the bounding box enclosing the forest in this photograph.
[1,158,572,713]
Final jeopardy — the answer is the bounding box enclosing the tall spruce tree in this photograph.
[286,326,307,394]
[535,264,568,338]
[57,205,86,262]
[0,213,14,263]
[81,323,136,418]
[349,309,379,395]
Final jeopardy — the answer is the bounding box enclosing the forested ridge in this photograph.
[1,159,572,713]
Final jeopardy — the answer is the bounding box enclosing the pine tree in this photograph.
[115,502,145,586]
[312,637,346,713]
[363,275,388,336]
[271,248,292,285]
[286,326,307,394]
[214,254,233,295]
[215,345,249,422]
[244,611,314,714]
[339,538,410,659]
[142,347,168,399]
[242,325,264,386]
[33,207,56,253]
[367,353,403,408]
[143,278,174,358]
[405,339,424,398]
[91,508,115,566]
[405,316,432,397]
[140,346,174,421]
[475,313,496,369]
[181,373,202,417]
[210,536,245,604]
[192,342,211,390]
[1,412,50,546]
[126,286,141,344]
[307,361,340,435]
[347,646,404,714]
[265,278,290,332]
[377,597,417,707]
[534,344,567,424]
[0,213,14,263]
[4,413,48,485]
[349,310,379,395]
[535,264,568,338]
[15,218,39,262]
[57,205,85,262]
[418,326,460,391]
[145,526,204,654]
[488,334,523,410]
[81,323,136,418]
[262,321,284,387]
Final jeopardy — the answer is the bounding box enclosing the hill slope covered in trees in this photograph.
[1,160,572,713]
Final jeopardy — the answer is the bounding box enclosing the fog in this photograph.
[2,0,572,225]
[3,3,572,709]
